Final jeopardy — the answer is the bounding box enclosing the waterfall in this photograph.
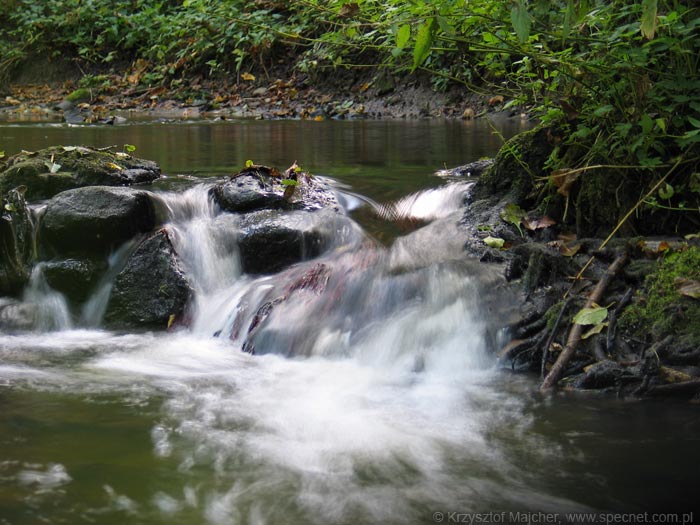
[22,263,72,331]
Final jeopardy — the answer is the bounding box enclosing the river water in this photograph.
[1,118,698,524]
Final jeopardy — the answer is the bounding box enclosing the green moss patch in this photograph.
[621,246,700,343]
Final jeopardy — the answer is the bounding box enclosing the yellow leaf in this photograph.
[241,72,256,81]
[314,115,324,121]
[106,162,124,170]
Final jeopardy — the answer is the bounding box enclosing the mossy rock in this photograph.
[0,146,161,201]
[0,188,34,296]
[620,246,700,352]
[474,125,557,205]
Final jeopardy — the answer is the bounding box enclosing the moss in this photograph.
[620,246,700,343]
[64,88,91,102]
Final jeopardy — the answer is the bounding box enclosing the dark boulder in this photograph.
[104,229,192,329]
[0,187,34,296]
[238,209,357,275]
[39,186,156,256]
[0,146,160,201]
[211,165,340,214]
[42,258,107,304]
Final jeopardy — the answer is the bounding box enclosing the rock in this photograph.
[0,299,38,332]
[435,159,494,178]
[0,187,34,296]
[0,146,161,201]
[211,166,340,214]
[41,258,107,304]
[104,229,192,329]
[39,186,156,257]
[573,360,628,390]
[238,208,355,274]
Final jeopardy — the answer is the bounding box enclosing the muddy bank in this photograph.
[0,60,519,123]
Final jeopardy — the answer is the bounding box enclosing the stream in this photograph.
[1,118,699,524]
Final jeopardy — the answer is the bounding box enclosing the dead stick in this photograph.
[541,252,628,391]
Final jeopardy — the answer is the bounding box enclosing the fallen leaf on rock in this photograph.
[559,243,580,257]
[500,203,526,236]
[675,278,700,299]
[523,214,556,231]
[483,235,505,249]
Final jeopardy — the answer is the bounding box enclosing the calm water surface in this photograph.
[1,118,699,525]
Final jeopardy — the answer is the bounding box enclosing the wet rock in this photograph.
[0,188,34,296]
[104,229,192,329]
[41,258,106,304]
[573,360,628,390]
[435,159,494,178]
[0,299,38,332]
[238,209,351,274]
[211,166,340,214]
[0,146,160,201]
[39,186,156,256]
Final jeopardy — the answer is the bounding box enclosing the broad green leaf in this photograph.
[396,24,410,50]
[573,306,608,326]
[412,18,434,71]
[500,203,526,236]
[688,116,700,128]
[436,16,455,36]
[581,321,609,340]
[281,179,299,186]
[511,2,531,44]
[4,203,16,212]
[483,236,505,249]
[640,114,654,135]
[641,0,658,40]
[655,118,666,133]
[124,143,136,153]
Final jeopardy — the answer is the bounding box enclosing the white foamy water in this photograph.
[0,181,592,524]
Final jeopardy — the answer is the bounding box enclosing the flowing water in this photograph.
[1,119,699,524]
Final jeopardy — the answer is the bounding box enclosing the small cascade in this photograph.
[81,239,139,326]
[22,264,72,331]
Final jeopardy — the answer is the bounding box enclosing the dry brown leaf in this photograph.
[675,278,700,299]
[523,214,556,231]
[488,95,504,106]
[550,168,579,197]
[557,231,577,243]
[241,72,256,81]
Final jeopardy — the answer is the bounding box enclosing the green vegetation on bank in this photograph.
[1,0,699,235]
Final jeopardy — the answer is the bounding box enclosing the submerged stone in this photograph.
[0,146,160,201]
[104,229,192,329]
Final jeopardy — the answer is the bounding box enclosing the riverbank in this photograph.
[1,60,513,123]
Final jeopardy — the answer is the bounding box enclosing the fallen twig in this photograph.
[541,252,629,391]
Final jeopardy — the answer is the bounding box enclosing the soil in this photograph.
[0,58,516,123]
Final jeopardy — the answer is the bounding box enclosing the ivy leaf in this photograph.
[412,18,434,71]
[640,0,658,40]
[483,235,505,249]
[396,24,410,50]
[510,2,531,44]
[573,306,609,326]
